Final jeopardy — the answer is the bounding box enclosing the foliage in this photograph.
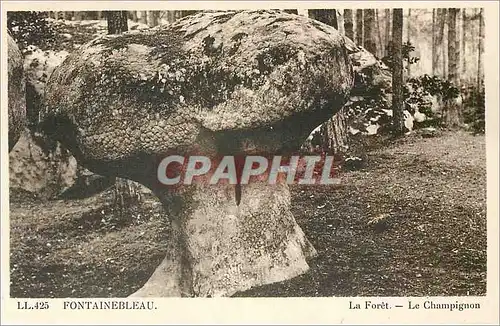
[382,41,420,68]
[462,84,485,134]
[407,74,460,101]
[7,11,56,50]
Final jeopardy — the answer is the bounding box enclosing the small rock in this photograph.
[420,127,437,138]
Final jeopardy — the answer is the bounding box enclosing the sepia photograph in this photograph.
[2,1,498,324]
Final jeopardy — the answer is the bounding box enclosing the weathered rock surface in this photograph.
[9,130,77,198]
[8,34,27,151]
[41,10,354,297]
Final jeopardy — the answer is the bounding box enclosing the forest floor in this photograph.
[9,130,487,298]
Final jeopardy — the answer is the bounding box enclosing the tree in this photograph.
[461,9,467,80]
[477,8,484,91]
[435,8,447,77]
[308,9,348,154]
[309,9,338,29]
[363,9,377,55]
[375,9,384,58]
[447,9,459,85]
[432,9,437,75]
[63,11,73,21]
[147,11,159,27]
[139,11,147,24]
[176,10,199,19]
[166,11,176,24]
[106,11,128,35]
[344,9,354,40]
[407,9,411,77]
[355,9,363,45]
[392,8,404,135]
[384,9,391,55]
[131,11,138,22]
[443,8,461,127]
[441,9,448,78]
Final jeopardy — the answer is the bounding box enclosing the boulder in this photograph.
[41,10,354,297]
[8,34,26,151]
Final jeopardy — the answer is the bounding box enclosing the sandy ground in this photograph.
[9,130,486,298]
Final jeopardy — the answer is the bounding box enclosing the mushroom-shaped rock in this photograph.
[8,34,26,151]
[41,10,354,297]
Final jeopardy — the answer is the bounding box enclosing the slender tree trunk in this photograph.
[344,9,354,40]
[363,9,377,55]
[392,9,404,135]
[309,9,348,153]
[376,9,384,58]
[437,8,447,78]
[139,11,147,24]
[461,9,466,82]
[166,11,176,24]
[444,8,461,127]
[443,9,448,78]
[432,9,437,75]
[455,9,461,85]
[407,9,411,77]
[447,9,458,83]
[74,11,84,21]
[147,11,159,27]
[477,8,484,91]
[309,9,338,29]
[177,10,198,19]
[337,11,345,35]
[131,11,138,22]
[384,9,391,56]
[64,11,73,21]
[106,11,129,34]
[355,9,363,46]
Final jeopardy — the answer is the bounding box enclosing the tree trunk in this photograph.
[308,9,338,29]
[106,11,129,35]
[166,11,176,24]
[363,9,377,55]
[308,9,348,153]
[407,9,411,77]
[442,9,448,78]
[355,9,363,45]
[461,9,466,81]
[435,8,447,78]
[64,11,73,21]
[337,11,345,35]
[139,11,147,24]
[384,9,391,56]
[447,9,459,84]
[455,9,461,85]
[443,8,461,127]
[131,11,138,22]
[375,9,384,58]
[432,9,437,75]
[177,10,198,19]
[477,8,484,91]
[344,9,354,40]
[74,11,84,21]
[392,9,404,135]
[147,11,159,27]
